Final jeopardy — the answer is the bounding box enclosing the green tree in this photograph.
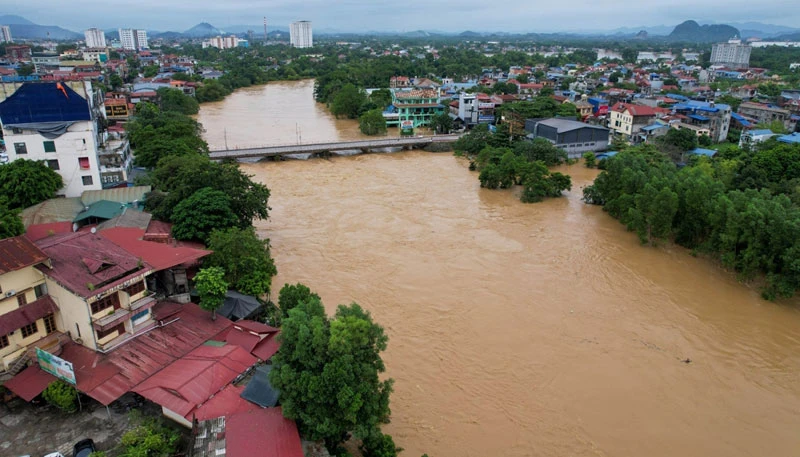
[661,127,698,152]
[0,159,63,209]
[128,103,209,168]
[430,112,454,134]
[453,123,491,156]
[359,109,387,136]
[583,151,597,168]
[0,197,24,239]
[270,298,393,449]
[17,64,35,76]
[698,134,713,147]
[42,380,78,413]
[195,267,228,320]
[157,87,199,115]
[196,79,231,103]
[512,139,566,166]
[146,155,270,227]
[171,188,238,242]
[626,182,679,244]
[715,94,741,111]
[369,88,393,110]
[331,83,367,119]
[109,73,124,90]
[205,227,278,297]
[278,283,321,319]
[557,103,578,118]
[539,87,555,96]
[142,65,159,78]
[120,415,181,457]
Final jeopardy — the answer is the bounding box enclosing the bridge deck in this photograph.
[208,134,461,159]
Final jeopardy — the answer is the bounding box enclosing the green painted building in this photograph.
[392,89,445,129]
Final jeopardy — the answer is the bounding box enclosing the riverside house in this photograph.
[392,88,445,129]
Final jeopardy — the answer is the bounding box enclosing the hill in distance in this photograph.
[0,14,81,40]
[183,22,224,37]
[668,20,740,42]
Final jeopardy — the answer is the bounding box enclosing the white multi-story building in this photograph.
[711,38,751,69]
[0,25,11,43]
[290,21,313,48]
[118,28,148,50]
[202,35,240,49]
[84,28,107,48]
[0,82,108,197]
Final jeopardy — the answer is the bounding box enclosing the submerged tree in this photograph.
[195,267,228,320]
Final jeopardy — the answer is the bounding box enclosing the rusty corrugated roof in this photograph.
[0,235,48,275]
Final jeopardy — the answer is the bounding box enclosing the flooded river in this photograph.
[198,81,800,457]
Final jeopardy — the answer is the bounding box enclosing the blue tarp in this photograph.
[688,148,716,157]
[688,114,710,122]
[778,133,800,144]
[596,151,618,160]
[241,365,280,408]
[0,82,90,125]
[666,93,689,101]
[641,124,668,132]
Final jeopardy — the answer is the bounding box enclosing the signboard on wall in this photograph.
[400,120,414,130]
[36,348,77,385]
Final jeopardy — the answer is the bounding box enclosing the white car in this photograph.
[0,152,9,164]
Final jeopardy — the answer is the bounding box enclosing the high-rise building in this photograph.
[0,25,12,43]
[290,21,313,48]
[710,38,752,69]
[84,28,106,48]
[118,28,148,50]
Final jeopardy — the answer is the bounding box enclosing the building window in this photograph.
[17,293,27,307]
[14,142,27,154]
[0,334,8,349]
[124,281,146,296]
[34,283,48,298]
[91,293,120,314]
[96,323,124,340]
[12,127,23,134]
[78,157,90,169]
[132,309,150,324]
[82,175,94,186]
[44,313,56,334]
[20,322,38,338]
[43,140,56,152]
[46,159,60,170]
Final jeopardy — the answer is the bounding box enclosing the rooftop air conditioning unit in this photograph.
[5,290,16,298]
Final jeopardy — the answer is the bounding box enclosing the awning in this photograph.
[0,296,58,335]
[688,114,709,122]
[4,365,57,401]
[218,291,262,321]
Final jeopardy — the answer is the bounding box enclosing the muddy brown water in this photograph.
[198,81,800,457]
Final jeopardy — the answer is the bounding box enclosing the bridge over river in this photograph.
[208,134,462,160]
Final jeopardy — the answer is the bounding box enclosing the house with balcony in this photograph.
[737,102,792,131]
[34,231,157,352]
[0,236,66,382]
[392,88,444,129]
[609,102,658,138]
[672,100,731,142]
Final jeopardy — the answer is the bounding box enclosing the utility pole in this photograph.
[224,128,229,149]
[263,17,268,43]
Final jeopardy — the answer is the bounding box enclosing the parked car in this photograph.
[72,439,96,457]
[0,152,9,164]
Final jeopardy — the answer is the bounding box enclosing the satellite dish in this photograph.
[91,227,97,233]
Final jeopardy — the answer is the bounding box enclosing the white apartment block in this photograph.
[118,28,148,50]
[202,35,240,49]
[84,28,107,48]
[290,21,313,48]
[0,25,11,43]
[711,38,751,69]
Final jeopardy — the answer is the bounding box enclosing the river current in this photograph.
[197,80,800,457]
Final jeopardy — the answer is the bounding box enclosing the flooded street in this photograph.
[199,81,800,457]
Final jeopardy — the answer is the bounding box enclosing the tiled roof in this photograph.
[0,235,48,275]
[611,102,657,117]
[394,89,438,99]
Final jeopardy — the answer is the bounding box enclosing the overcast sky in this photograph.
[5,0,800,33]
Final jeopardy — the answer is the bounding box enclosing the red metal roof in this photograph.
[0,296,58,335]
[24,222,74,242]
[0,235,48,275]
[98,227,211,271]
[224,327,261,353]
[251,332,281,361]
[192,384,261,422]
[3,365,57,401]
[133,344,255,418]
[226,408,304,457]
[234,320,278,335]
[35,232,153,299]
[611,102,657,117]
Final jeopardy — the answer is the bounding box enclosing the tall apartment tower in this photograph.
[710,37,752,69]
[118,28,148,50]
[84,28,107,48]
[290,21,313,48]
[0,25,12,43]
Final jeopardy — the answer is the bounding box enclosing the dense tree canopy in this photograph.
[205,227,278,297]
[128,103,208,168]
[0,159,63,209]
[194,267,228,320]
[359,109,388,135]
[278,283,321,320]
[157,87,200,115]
[270,291,394,454]
[171,187,238,242]
[331,84,367,119]
[0,197,24,239]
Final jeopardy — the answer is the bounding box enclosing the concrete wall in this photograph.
[0,266,52,369]
[45,279,97,350]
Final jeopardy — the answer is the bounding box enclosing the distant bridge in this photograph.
[208,134,462,160]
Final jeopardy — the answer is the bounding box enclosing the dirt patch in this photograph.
[0,395,161,456]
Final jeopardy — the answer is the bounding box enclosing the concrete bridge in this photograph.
[208,134,462,160]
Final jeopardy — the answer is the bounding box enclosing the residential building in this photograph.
[390,76,411,89]
[84,28,106,48]
[5,45,31,62]
[289,21,312,48]
[609,102,657,137]
[638,122,670,143]
[31,52,59,73]
[118,28,148,51]
[672,100,732,142]
[0,82,109,197]
[524,118,610,158]
[739,129,776,148]
[674,123,711,137]
[0,25,12,43]
[202,35,242,49]
[737,102,792,130]
[711,38,751,69]
[0,236,64,381]
[393,88,444,129]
